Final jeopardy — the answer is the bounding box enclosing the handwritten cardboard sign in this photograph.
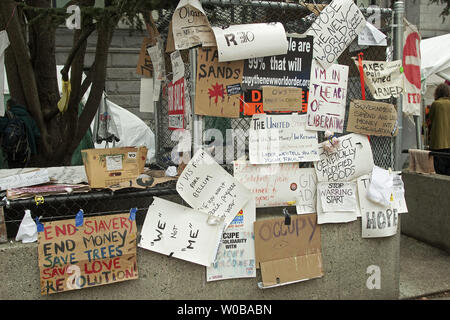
[233,161,303,208]
[176,149,252,228]
[206,199,256,281]
[249,114,320,164]
[38,213,138,295]
[254,214,323,288]
[212,22,288,62]
[306,61,349,133]
[194,47,243,118]
[172,0,216,50]
[168,77,185,130]
[316,181,359,224]
[262,86,303,112]
[353,59,403,99]
[347,100,398,137]
[357,175,399,238]
[296,168,318,214]
[139,197,224,266]
[306,0,366,69]
[136,37,154,77]
[314,133,374,183]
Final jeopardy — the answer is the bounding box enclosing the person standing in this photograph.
[429,83,450,175]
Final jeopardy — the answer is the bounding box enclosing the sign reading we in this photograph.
[38,213,137,295]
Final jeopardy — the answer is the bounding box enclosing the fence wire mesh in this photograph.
[153,0,395,170]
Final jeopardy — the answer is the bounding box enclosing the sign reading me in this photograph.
[38,213,137,295]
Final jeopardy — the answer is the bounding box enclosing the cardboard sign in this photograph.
[81,147,147,189]
[262,86,303,112]
[357,175,399,238]
[212,23,288,62]
[194,47,243,118]
[249,114,320,164]
[168,78,185,130]
[314,133,374,182]
[206,199,256,281]
[296,168,318,214]
[353,59,403,99]
[316,182,359,224]
[38,213,138,295]
[242,89,308,116]
[172,0,216,50]
[306,0,366,69]
[402,18,421,116]
[139,197,224,267]
[136,37,154,77]
[306,61,349,133]
[176,149,252,228]
[254,214,323,288]
[347,100,398,137]
[233,161,303,208]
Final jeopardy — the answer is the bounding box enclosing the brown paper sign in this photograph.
[262,86,303,112]
[38,213,138,295]
[136,37,155,77]
[254,214,323,288]
[347,100,398,137]
[194,47,243,118]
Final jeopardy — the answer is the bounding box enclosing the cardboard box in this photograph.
[254,213,323,288]
[81,146,147,189]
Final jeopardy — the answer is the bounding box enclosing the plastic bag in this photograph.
[15,210,37,243]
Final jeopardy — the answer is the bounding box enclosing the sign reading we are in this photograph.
[38,213,137,295]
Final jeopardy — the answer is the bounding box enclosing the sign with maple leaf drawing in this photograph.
[195,47,244,118]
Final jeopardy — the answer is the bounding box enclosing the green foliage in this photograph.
[429,0,450,20]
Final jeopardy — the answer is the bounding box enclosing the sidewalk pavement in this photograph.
[399,234,450,300]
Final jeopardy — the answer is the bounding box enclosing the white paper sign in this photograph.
[296,168,318,214]
[402,18,421,116]
[353,59,403,99]
[392,174,408,214]
[172,0,216,50]
[314,133,374,182]
[212,22,288,62]
[234,161,302,208]
[206,199,256,281]
[139,78,154,113]
[306,0,366,69]
[139,197,224,266]
[0,31,10,117]
[147,38,166,81]
[170,50,185,82]
[316,183,359,224]
[106,155,122,171]
[358,22,387,46]
[357,175,399,238]
[318,182,357,212]
[306,61,349,133]
[176,149,252,228]
[249,114,320,164]
[0,169,50,191]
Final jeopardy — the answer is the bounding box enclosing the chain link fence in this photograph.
[153,0,395,170]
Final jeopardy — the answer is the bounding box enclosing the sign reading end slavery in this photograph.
[347,100,398,137]
[38,213,137,295]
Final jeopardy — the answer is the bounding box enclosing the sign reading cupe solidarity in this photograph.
[168,78,185,130]
[38,213,137,295]
[347,100,398,137]
[241,35,313,115]
[195,47,243,118]
[314,133,374,182]
[306,61,349,133]
[206,199,256,281]
[306,0,366,69]
[249,114,319,164]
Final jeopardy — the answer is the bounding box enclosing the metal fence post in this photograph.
[393,1,404,171]
[189,48,203,155]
